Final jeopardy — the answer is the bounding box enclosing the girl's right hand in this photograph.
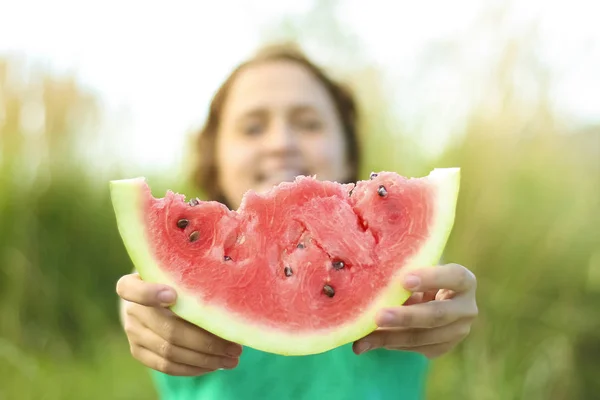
[116,273,243,376]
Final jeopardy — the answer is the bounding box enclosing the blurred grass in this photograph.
[422,116,600,400]
[0,334,155,400]
[1,36,599,400]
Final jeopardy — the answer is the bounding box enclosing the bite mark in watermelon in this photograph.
[110,168,460,355]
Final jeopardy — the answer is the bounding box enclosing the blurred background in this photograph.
[1,0,599,399]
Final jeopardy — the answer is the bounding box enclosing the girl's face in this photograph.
[215,60,352,209]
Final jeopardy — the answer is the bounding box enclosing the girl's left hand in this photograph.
[353,263,478,359]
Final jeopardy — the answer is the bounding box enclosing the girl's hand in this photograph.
[353,263,478,359]
[116,273,243,376]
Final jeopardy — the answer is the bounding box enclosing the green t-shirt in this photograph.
[151,343,429,399]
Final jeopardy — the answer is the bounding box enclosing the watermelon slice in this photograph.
[110,168,460,355]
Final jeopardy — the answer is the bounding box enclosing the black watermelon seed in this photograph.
[176,219,189,229]
[297,243,305,249]
[188,198,200,206]
[348,187,354,197]
[284,266,293,277]
[377,185,387,197]
[323,284,335,298]
[189,231,199,242]
[370,172,378,180]
[332,260,345,270]
[224,255,232,261]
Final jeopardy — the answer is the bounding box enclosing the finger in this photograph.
[435,288,457,301]
[124,313,237,370]
[403,292,423,306]
[376,299,465,329]
[140,308,242,358]
[423,290,439,302]
[354,320,471,353]
[140,328,239,370]
[388,342,457,359]
[116,273,177,307]
[122,306,146,339]
[130,345,213,377]
[402,264,476,293]
[403,290,438,306]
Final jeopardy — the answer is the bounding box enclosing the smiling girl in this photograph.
[116,43,478,400]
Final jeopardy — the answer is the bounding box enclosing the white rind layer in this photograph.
[109,168,460,355]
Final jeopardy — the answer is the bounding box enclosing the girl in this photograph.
[116,43,478,400]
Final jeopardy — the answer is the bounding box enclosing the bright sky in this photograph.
[1,0,599,171]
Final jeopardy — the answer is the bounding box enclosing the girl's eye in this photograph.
[296,118,322,133]
[243,122,264,136]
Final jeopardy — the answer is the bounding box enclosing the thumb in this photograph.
[116,273,177,307]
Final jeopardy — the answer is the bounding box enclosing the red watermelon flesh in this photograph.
[110,168,460,355]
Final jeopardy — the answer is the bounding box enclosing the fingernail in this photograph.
[404,275,421,289]
[355,341,372,355]
[377,311,395,326]
[222,357,238,369]
[158,289,176,304]
[226,344,242,357]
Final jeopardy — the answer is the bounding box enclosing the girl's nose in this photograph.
[263,120,299,156]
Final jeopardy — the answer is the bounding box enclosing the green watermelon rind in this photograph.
[109,167,460,356]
